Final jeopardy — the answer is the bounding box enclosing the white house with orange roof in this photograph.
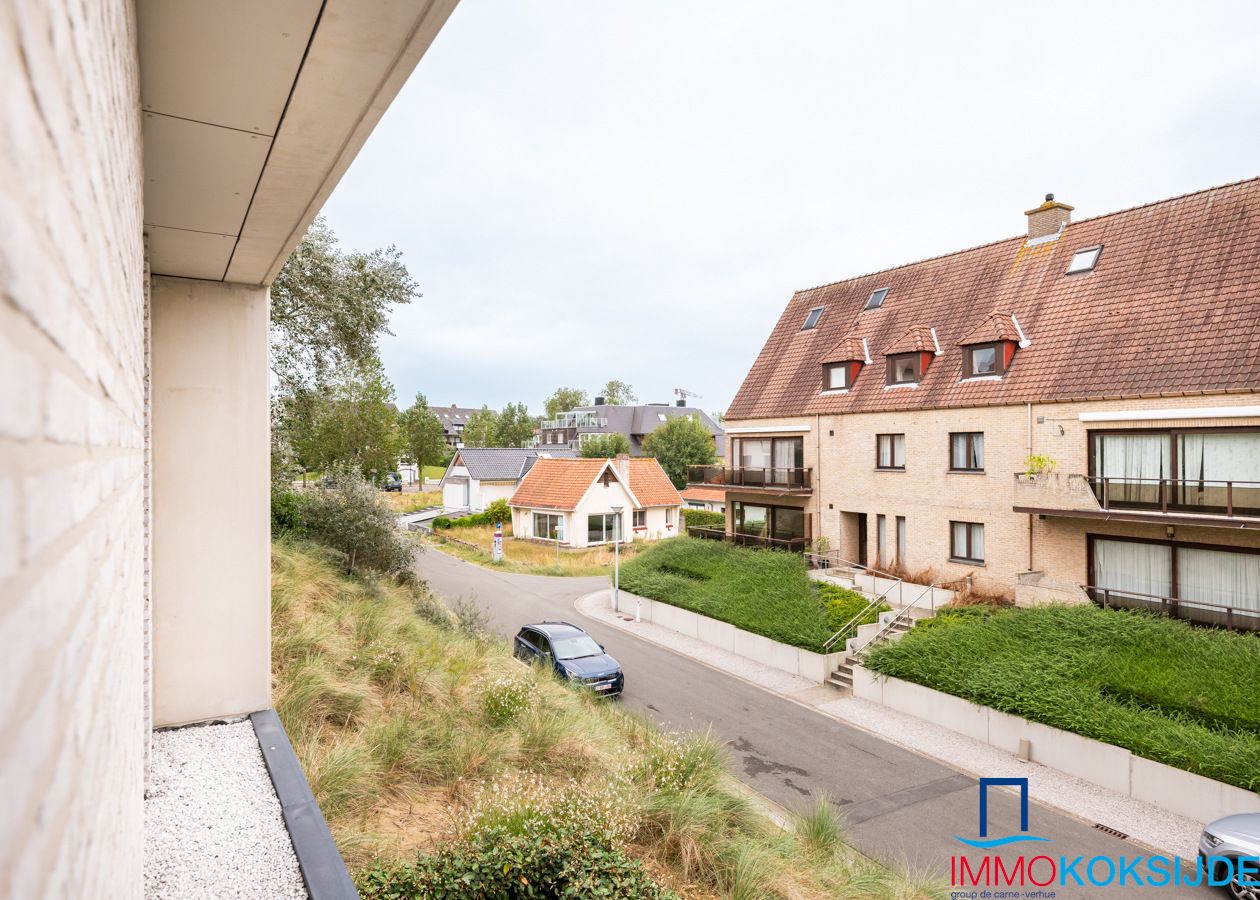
[510,455,683,547]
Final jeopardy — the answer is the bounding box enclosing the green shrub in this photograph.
[271,485,305,536]
[864,604,1260,790]
[681,508,725,529]
[484,498,513,526]
[297,466,415,576]
[431,516,453,529]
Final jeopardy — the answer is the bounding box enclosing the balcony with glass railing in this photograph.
[540,413,608,430]
[688,464,812,493]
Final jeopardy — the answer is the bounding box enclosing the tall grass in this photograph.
[272,538,940,898]
[618,537,878,650]
[865,604,1260,790]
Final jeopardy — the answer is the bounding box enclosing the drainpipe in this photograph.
[1027,402,1034,571]
[814,414,821,550]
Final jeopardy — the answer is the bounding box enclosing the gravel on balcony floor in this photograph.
[144,720,308,899]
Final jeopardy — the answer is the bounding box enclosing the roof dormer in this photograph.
[819,335,870,393]
[957,313,1027,379]
[883,326,940,387]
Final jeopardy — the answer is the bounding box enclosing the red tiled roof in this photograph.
[819,335,868,364]
[626,458,683,507]
[680,486,726,503]
[509,457,682,510]
[883,325,939,355]
[727,177,1260,419]
[958,313,1022,346]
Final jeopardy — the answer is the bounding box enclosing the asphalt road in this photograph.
[417,547,1209,900]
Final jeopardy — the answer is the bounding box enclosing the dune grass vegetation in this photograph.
[380,489,442,514]
[425,522,644,577]
[617,537,882,650]
[272,539,940,899]
[864,604,1260,791]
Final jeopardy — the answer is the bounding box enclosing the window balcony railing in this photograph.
[688,465,812,492]
[1013,473,1260,520]
[541,415,607,430]
[1086,585,1260,632]
[687,525,808,553]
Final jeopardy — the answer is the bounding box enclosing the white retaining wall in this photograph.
[852,667,1260,824]
[616,592,843,682]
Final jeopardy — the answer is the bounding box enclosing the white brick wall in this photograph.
[0,0,147,896]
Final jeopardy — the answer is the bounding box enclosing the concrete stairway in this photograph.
[824,600,935,693]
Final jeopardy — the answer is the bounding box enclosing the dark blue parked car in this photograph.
[513,621,624,697]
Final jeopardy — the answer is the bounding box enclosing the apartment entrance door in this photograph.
[856,513,868,567]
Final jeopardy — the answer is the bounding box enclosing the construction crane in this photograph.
[673,387,702,405]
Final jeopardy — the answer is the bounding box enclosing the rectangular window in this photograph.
[587,513,620,544]
[865,288,889,310]
[950,521,985,563]
[886,353,920,385]
[950,432,985,471]
[1067,245,1102,274]
[533,512,564,542]
[633,509,646,528]
[735,436,804,486]
[801,306,824,330]
[964,344,1001,377]
[896,516,907,565]
[666,507,674,526]
[876,434,905,470]
[876,514,887,564]
[825,364,848,390]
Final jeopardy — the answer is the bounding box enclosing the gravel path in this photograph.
[145,721,307,899]
[578,587,1204,857]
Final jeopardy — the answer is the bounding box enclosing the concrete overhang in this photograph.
[138,0,457,285]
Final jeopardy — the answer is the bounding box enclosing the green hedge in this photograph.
[864,604,1260,791]
[617,537,876,650]
[680,508,725,528]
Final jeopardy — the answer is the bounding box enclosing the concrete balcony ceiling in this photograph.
[138,0,457,285]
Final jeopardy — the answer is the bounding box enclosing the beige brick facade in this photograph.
[728,394,1260,598]
[0,0,147,896]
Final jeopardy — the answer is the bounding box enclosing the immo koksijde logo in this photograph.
[950,777,1259,893]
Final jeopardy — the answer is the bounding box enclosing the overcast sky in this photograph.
[321,1,1260,417]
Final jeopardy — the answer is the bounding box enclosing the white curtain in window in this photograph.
[740,439,772,469]
[950,434,967,469]
[972,435,984,470]
[1177,547,1260,613]
[877,515,887,562]
[971,524,984,561]
[951,521,966,557]
[1096,434,1169,502]
[1093,539,1172,599]
[1179,433,1260,494]
[896,516,907,564]
[879,438,892,468]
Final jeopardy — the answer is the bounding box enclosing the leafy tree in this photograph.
[599,380,638,406]
[641,415,717,489]
[462,406,499,447]
[544,386,589,419]
[308,358,404,478]
[399,392,447,478]
[270,216,418,394]
[579,433,632,458]
[494,402,537,448]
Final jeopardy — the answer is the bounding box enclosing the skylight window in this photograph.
[1066,245,1102,274]
[865,288,889,310]
[801,306,824,330]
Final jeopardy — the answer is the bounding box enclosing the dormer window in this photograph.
[1066,245,1102,274]
[887,353,921,385]
[825,364,849,390]
[865,288,889,310]
[964,343,1005,378]
[801,306,824,330]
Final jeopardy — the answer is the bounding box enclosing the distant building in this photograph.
[680,486,726,513]
[439,447,576,512]
[431,403,496,448]
[533,399,725,457]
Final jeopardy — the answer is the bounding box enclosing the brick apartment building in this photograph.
[700,181,1260,626]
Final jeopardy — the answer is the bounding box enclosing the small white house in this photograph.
[439,447,576,512]
[510,455,683,548]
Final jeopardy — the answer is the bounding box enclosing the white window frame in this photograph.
[1066,245,1103,275]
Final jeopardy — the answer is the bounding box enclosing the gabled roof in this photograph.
[883,325,939,355]
[727,177,1260,418]
[957,313,1023,346]
[509,457,681,511]
[819,336,868,365]
[446,448,576,483]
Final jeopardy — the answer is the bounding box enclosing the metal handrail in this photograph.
[849,577,970,659]
[817,553,909,651]
[687,465,813,489]
[1083,584,1260,631]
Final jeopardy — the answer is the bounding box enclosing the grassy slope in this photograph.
[864,604,1260,791]
[380,490,443,514]
[271,539,939,899]
[618,538,870,650]
[425,523,642,577]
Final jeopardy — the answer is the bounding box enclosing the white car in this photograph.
[1200,814,1260,900]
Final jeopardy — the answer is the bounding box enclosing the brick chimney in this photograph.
[615,453,630,478]
[1024,193,1073,239]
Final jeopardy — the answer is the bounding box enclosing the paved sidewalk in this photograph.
[578,588,1203,857]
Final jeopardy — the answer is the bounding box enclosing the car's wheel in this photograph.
[1230,873,1260,900]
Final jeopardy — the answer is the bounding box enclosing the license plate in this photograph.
[594,683,613,691]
